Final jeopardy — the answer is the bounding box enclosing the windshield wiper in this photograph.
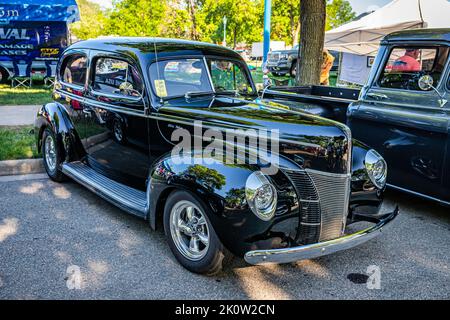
[184,91,215,99]
[216,89,239,97]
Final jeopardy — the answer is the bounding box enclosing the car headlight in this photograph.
[365,149,387,189]
[245,171,277,221]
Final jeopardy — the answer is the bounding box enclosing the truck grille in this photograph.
[283,169,351,244]
[268,53,280,63]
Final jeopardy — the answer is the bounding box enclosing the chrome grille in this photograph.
[283,169,350,243]
[307,169,350,241]
[268,53,280,63]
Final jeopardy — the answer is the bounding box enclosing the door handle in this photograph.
[366,92,389,100]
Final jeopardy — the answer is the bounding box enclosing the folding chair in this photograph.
[44,62,57,88]
[11,62,32,88]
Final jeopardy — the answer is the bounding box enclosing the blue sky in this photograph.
[91,0,393,15]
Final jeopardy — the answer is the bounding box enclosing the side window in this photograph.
[209,59,253,94]
[378,46,449,91]
[93,57,143,97]
[61,54,87,86]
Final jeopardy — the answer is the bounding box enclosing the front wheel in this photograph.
[290,61,297,78]
[42,128,66,182]
[163,190,230,275]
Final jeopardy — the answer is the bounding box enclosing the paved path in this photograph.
[0,174,449,299]
[0,105,40,126]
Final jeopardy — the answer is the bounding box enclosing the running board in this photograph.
[62,161,148,218]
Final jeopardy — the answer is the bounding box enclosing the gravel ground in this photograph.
[0,174,449,300]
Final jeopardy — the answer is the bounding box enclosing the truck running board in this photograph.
[62,161,148,218]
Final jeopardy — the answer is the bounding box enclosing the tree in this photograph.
[296,0,326,85]
[271,0,300,46]
[200,0,263,47]
[70,0,108,40]
[106,0,166,36]
[326,0,356,30]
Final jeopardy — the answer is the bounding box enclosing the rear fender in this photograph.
[35,102,84,163]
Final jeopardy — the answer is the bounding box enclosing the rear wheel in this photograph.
[163,190,230,275]
[42,128,66,182]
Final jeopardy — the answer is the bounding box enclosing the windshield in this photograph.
[149,58,213,98]
[207,59,254,95]
[149,57,253,99]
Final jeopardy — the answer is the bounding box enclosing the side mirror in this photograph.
[418,75,434,91]
[418,75,448,108]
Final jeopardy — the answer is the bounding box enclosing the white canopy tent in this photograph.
[325,0,450,56]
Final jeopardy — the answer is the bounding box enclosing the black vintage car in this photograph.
[35,38,397,275]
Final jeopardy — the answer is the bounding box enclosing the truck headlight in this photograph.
[365,149,387,189]
[280,53,288,60]
[246,171,277,221]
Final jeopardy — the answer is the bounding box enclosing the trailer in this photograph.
[0,0,80,83]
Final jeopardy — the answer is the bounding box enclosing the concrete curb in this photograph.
[0,158,44,176]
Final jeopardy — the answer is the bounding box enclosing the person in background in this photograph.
[320,49,335,85]
[391,49,421,72]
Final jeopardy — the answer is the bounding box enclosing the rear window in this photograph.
[93,57,143,97]
[60,54,87,87]
[378,46,449,91]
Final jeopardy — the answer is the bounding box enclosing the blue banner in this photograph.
[0,21,68,63]
[0,1,80,23]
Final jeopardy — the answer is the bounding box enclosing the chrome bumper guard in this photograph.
[244,207,399,265]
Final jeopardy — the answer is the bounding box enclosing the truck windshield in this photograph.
[149,58,213,99]
[207,59,254,95]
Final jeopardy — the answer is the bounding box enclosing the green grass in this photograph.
[0,125,39,161]
[0,81,53,106]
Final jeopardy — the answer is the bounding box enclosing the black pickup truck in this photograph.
[265,28,450,206]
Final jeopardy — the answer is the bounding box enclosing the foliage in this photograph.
[271,0,300,46]
[326,0,356,31]
[106,0,167,37]
[200,0,263,46]
[71,0,108,40]
[0,126,38,161]
[69,0,356,47]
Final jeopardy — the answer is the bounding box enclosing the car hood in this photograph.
[156,95,351,174]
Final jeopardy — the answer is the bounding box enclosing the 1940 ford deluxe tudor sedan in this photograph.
[35,38,398,275]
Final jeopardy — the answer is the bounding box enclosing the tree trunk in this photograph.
[187,0,199,40]
[295,0,326,85]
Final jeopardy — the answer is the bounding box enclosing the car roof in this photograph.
[68,37,243,62]
[382,28,450,44]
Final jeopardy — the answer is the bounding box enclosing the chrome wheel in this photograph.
[44,135,57,172]
[170,200,210,261]
[113,120,123,142]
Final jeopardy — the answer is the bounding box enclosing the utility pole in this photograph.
[223,16,227,47]
[263,0,271,64]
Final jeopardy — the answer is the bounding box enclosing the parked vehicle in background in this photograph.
[35,38,397,275]
[264,28,450,206]
[266,46,340,77]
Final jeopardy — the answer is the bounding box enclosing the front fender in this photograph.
[34,102,84,163]
[350,139,384,219]
[148,153,300,257]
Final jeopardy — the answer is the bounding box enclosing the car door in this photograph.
[55,50,89,151]
[83,51,151,190]
[348,44,450,200]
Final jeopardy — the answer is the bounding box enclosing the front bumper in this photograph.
[244,206,399,265]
